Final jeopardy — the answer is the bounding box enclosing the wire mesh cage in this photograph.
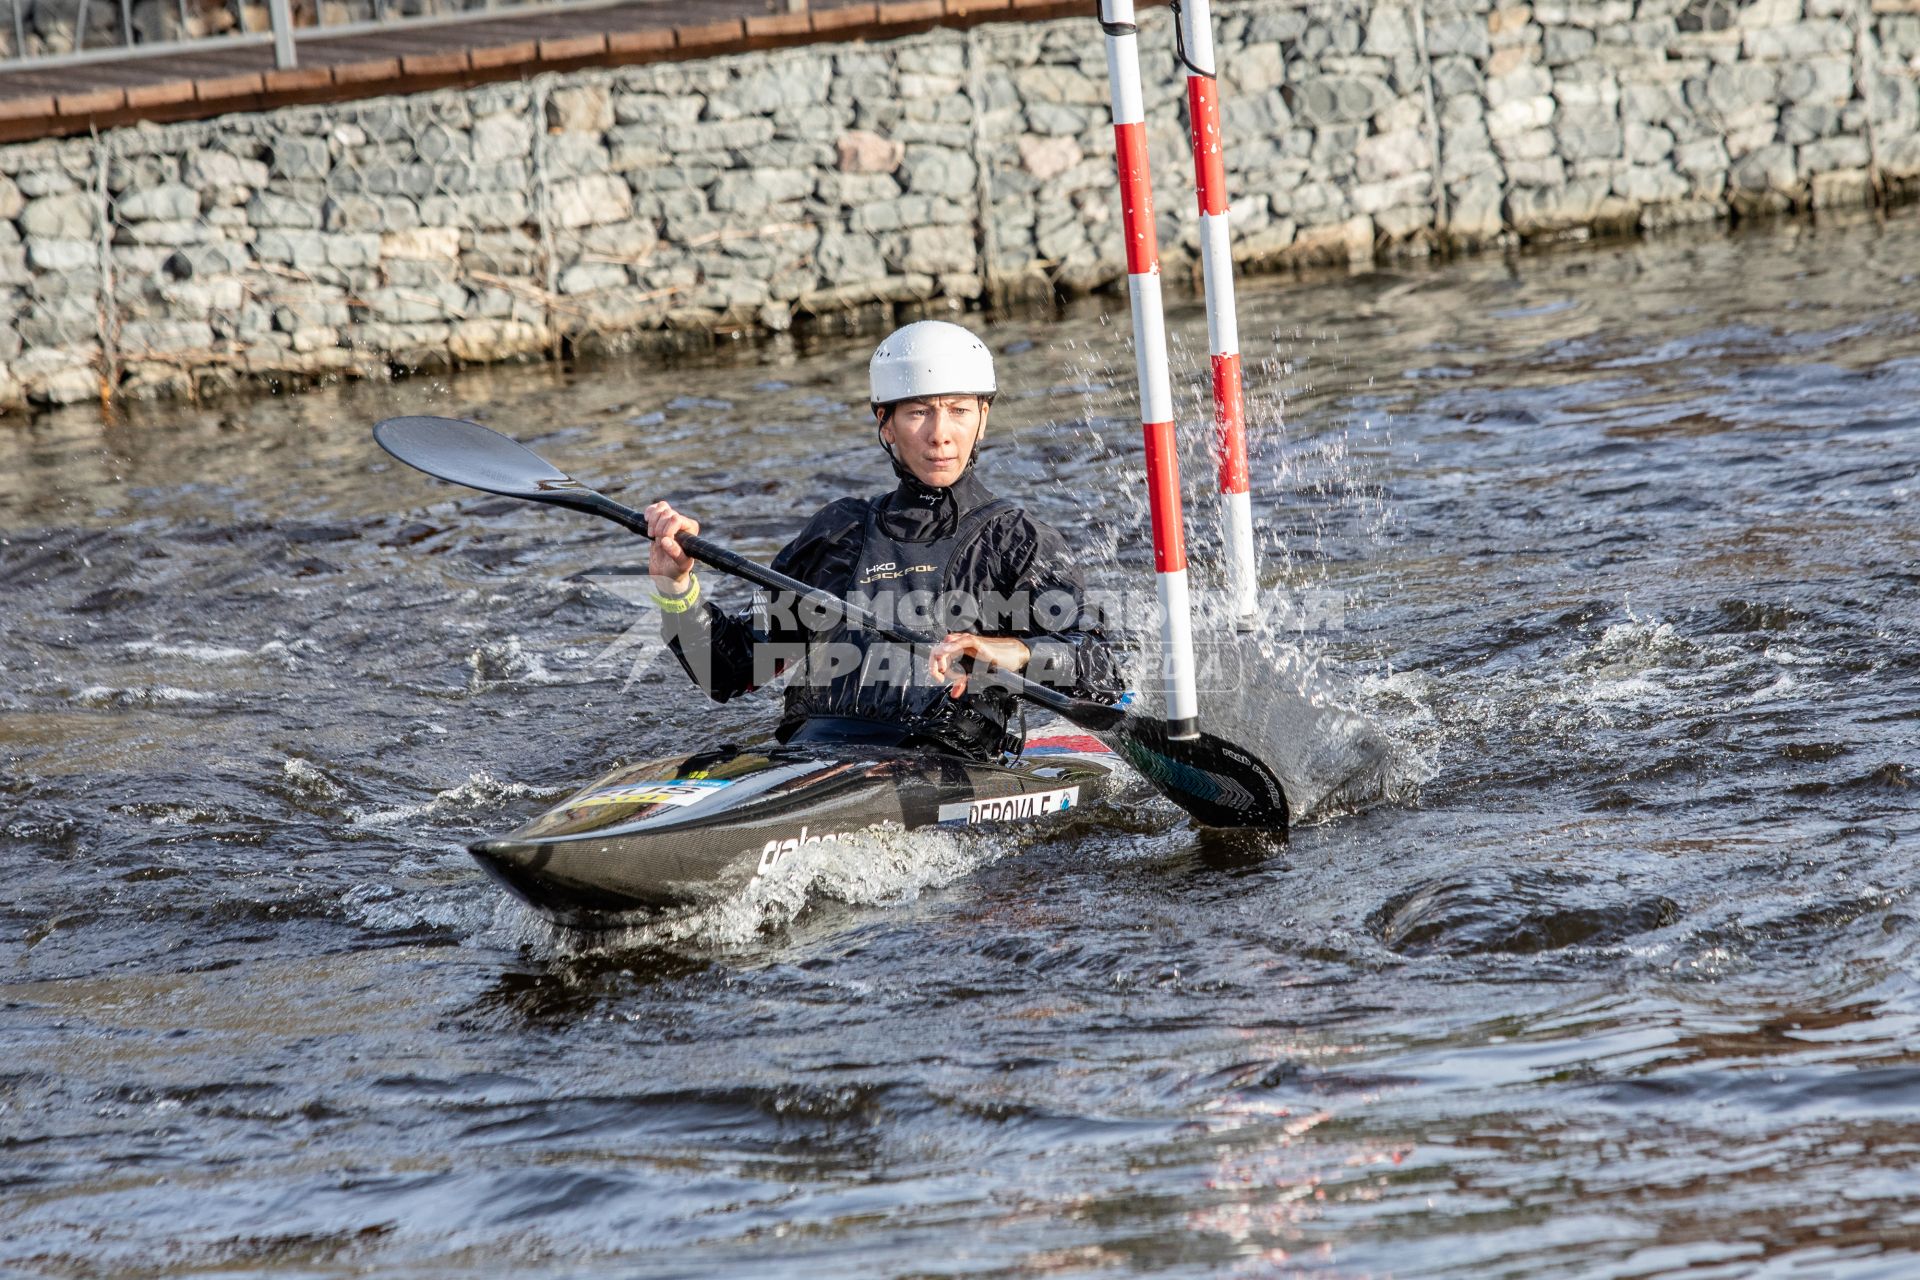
[0,0,1915,409]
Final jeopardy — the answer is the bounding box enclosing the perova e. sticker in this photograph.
[937,786,1080,826]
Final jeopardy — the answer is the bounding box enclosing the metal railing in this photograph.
[1,0,678,72]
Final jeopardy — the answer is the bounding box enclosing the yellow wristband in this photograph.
[650,573,700,614]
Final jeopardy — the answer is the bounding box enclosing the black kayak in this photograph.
[471,728,1117,926]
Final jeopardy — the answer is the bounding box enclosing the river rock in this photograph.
[904,224,975,274]
[837,130,904,174]
[1490,95,1557,138]
[1614,163,1690,202]
[184,150,269,195]
[1289,75,1394,126]
[547,175,632,229]
[1779,56,1853,106]
[381,227,460,261]
[16,348,98,404]
[20,192,92,239]
[1557,106,1624,160]
[1731,143,1797,190]
[1743,19,1851,60]
[1544,25,1597,63]
[1675,137,1732,174]
[1356,128,1429,182]
[1810,167,1872,207]
[1705,63,1777,114]
[711,168,812,213]
[26,237,91,271]
[902,146,977,199]
[269,135,330,181]
[1017,135,1081,181]
[1797,135,1869,171]
[246,190,319,229]
[473,113,533,164]
[547,86,613,135]
[1363,8,1414,56]
[1426,17,1491,59]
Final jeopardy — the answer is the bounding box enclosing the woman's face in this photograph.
[879,396,990,488]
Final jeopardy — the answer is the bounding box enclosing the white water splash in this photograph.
[140,804,226,827]
[1352,668,1444,802]
[518,823,1022,957]
[466,636,564,690]
[72,684,219,708]
[349,771,559,828]
[282,756,345,801]
[122,639,255,663]
[340,878,499,935]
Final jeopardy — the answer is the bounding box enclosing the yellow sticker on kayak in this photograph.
[575,779,730,809]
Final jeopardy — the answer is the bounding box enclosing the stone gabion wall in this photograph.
[1,0,1916,410]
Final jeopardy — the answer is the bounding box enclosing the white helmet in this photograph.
[868,321,996,406]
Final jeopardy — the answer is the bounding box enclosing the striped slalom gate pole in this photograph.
[1174,0,1260,629]
[1099,0,1200,741]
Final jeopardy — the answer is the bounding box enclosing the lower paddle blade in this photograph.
[374,416,587,500]
[1103,716,1291,830]
[1118,628,1397,825]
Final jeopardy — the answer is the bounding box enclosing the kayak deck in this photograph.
[471,734,1113,926]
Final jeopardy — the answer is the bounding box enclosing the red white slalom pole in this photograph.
[1099,0,1199,741]
[1175,0,1259,628]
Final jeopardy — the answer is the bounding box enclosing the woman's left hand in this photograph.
[928,633,1031,698]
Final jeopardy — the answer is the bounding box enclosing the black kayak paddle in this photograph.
[373,415,1288,830]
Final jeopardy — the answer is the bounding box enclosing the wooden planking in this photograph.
[0,0,1162,143]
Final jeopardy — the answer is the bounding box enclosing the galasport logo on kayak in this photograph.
[755,826,846,875]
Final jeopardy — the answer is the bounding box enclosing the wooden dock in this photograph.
[0,0,1092,144]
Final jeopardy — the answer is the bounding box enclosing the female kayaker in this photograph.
[643,320,1124,761]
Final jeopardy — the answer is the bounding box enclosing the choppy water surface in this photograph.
[4,208,1918,1278]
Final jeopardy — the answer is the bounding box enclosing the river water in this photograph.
[4,208,1917,1278]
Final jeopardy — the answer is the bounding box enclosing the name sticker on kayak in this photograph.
[938,785,1080,826]
[576,779,729,809]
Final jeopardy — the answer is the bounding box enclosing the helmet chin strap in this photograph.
[875,404,899,470]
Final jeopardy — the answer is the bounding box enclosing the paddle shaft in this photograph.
[565,489,1124,731]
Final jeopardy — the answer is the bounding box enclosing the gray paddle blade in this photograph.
[374,416,586,499]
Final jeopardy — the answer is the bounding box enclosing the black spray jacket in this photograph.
[661,469,1125,759]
